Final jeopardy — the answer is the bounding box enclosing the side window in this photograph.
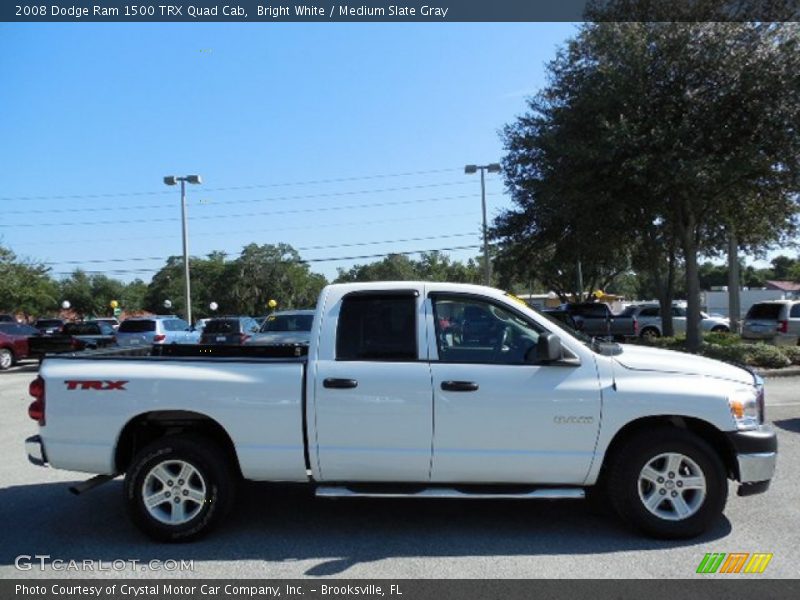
[336,294,417,361]
[432,296,542,365]
[672,307,687,317]
[640,307,659,318]
[791,304,800,318]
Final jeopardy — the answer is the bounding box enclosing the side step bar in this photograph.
[316,486,585,500]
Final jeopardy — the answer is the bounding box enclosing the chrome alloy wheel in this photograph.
[638,452,707,521]
[141,460,207,525]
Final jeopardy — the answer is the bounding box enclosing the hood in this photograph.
[614,344,754,385]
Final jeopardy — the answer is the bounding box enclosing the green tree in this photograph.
[0,245,59,317]
[497,21,800,349]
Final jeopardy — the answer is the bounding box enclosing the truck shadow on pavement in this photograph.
[774,418,800,434]
[0,480,732,576]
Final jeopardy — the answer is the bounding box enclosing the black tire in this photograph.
[124,435,235,542]
[607,428,727,539]
[640,327,661,339]
[0,348,14,370]
[711,326,729,333]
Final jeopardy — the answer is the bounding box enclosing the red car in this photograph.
[0,322,38,370]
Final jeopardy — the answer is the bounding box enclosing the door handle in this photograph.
[323,378,358,389]
[441,381,479,392]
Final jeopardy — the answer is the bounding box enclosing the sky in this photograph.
[0,22,578,284]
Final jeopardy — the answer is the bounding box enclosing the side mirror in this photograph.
[526,333,562,364]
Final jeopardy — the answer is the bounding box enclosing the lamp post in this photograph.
[163,174,202,324]
[464,163,501,286]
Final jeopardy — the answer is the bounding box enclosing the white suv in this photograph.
[742,300,800,346]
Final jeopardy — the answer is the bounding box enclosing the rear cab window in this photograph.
[336,293,417,361]
[119,320,156,333]
[204,319,241,334]
[62,323,101,335]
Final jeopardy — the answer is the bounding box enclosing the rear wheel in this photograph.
[640,327,661,339]
[124,435,235,542]
[711,326,729,333]
[607,428,727,539]
[0,348,14,370]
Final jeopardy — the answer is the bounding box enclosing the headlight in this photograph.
[728,388,760,430]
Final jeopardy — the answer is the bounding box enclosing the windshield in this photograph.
[261,314,313,333]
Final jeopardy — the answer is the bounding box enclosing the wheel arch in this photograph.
[114,410,242,478]
[597,415,738,484]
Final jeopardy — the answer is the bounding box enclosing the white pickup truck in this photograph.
[26,282,777,542]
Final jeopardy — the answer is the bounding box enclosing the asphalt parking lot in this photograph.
[0,363,797,579]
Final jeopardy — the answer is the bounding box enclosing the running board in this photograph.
[315,486,585,500]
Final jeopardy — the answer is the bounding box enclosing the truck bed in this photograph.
[38,344,310,481]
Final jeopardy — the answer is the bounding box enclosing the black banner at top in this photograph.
[3,0,800,22]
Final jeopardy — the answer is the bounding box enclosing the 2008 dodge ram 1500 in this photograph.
[25,282,777,542]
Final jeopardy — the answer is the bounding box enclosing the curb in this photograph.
[753,366,800,378]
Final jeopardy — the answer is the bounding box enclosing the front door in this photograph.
[428,294,601,485]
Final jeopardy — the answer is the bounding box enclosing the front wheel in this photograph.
[124,435,235,542]
[607,428,727,539]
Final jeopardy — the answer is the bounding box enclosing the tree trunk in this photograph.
[727,228,741,333]
[659,249,677,337]
[681,221,703,351]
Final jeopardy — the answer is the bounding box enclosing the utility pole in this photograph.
[465,163,501,286]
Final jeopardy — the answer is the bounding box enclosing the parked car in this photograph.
[116,316,200,347]
[0,322,38,369]
[539,308,579,331]
[33,318,65,335]
[742,300,800,346]
[89,317,120,331]
[623,304,730,338]
[28,321,117,358]
[246,310,315,346]
[27,281,775,542]
[200,316,261,345]
[560,302,638,339]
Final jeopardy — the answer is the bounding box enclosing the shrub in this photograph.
[780,345,800,366]
[703,332,741,347]
[743,344,791,369]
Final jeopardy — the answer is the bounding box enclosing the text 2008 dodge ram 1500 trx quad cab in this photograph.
[26,282,777,542]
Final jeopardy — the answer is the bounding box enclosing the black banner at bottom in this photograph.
[3,580,799,600]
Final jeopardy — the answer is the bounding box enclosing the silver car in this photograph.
[626,304,730,338]
[246,310,315,346]
[742,300,800,346]
[116,316,201,347]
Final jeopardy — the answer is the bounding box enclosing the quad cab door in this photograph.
[311,287,434,482]
[427,293,602,485]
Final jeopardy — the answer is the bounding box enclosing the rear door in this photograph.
[312,288,434,482]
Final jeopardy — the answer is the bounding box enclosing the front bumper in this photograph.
[727,426,777,495]
[26,435,48,467]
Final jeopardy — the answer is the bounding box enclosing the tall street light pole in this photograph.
[465,163,501,286]
[163,174,202,325]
